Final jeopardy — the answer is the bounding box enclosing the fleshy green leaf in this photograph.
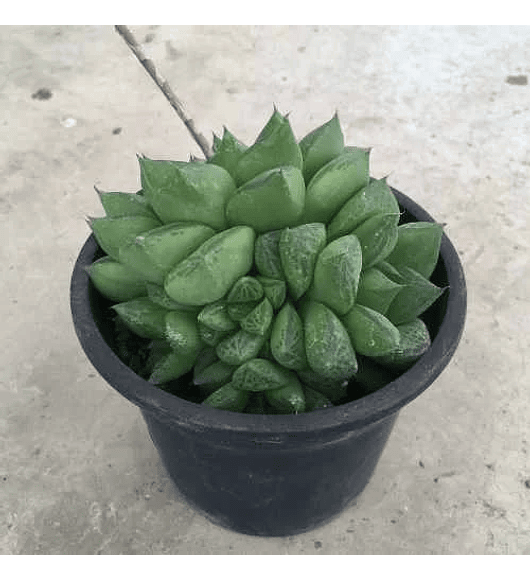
[327,177,400,241]
[226,301,260,322]
[279,222,327,300]
[89,215,161,261]
[149,350,196,384]
[227,276,264,303]
[297,369,349,404]
[233,109,303,186]
[265,380,306,414]
[384,266,447,326]
[385,222,444,279]
[341,304,400,357]
[164,226,255,306]
[207,126,248,177]
[355,267,404,315]
[298,112,344,183]
[240,298,274,335]
[303,387,334,411]
[308,234,362,315]
[202,382,249,411]
[302,301,358,381]
[96,189,158,219]
[302,147,370,224]
[370,317,432,371]
[254,230,284,279]
[120,222,215,285]
[165,310,203,358]
[193,359,237,392]
[112,297,168,340]
[139,157,235,230]
[256,276,287,310]
[232,358,299,392]
[270,302,308,371]
[216,329,267,365]
[352,213,399,269]
[226,166,306,233]
[146,283,200,312]
[198,322,231,347]
[198,302,238,332]
[86,256,147,302]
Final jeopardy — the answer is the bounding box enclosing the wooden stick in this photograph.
[115,25,212,159]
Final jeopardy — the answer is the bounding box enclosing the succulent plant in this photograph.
[86,109,446,414]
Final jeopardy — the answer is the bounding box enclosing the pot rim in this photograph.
[70,188,466,438]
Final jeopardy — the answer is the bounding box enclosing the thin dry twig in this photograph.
[115,25,212,159]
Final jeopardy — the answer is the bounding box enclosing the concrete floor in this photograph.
[1,25,529,555]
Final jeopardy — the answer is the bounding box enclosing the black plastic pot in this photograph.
[70,189,466,537]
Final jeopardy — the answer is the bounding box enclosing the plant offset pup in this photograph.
[86,109,446,414]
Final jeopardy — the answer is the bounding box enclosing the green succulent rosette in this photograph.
[87,109,446,414]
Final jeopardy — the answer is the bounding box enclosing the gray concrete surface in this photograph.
[1,25,529,554]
